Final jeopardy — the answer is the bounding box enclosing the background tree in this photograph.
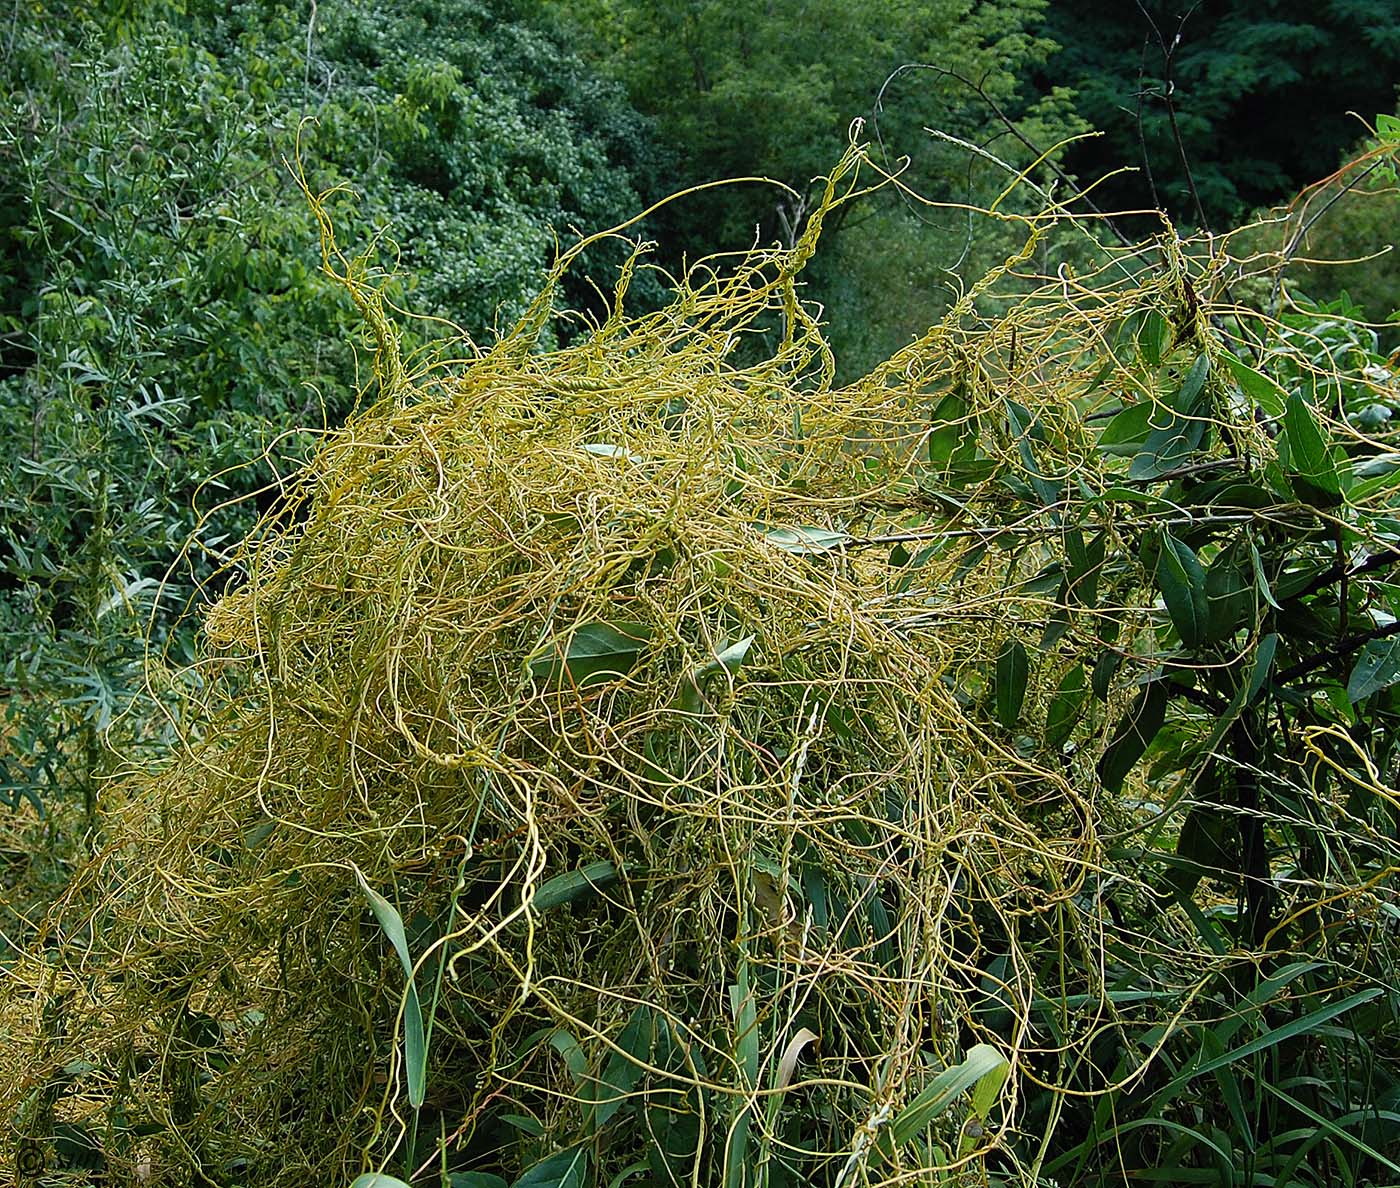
[1040,0,1400,229]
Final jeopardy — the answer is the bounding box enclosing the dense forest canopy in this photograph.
[3,2,1400,1187]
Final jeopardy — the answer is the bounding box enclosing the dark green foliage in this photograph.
[1041,0,1400,227]
[0,0,655,815]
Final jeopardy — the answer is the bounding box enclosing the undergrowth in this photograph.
[4,141,1400,1188]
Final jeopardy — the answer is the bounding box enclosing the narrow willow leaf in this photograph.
[529,621,652,690]
[1346,636,1400,703]
[1196,631,1281,765]
[1091,650,1121,701]
[994,640,1029,728]
[354,868,426,1109]
[1097,680,1169,794]
[532,861,619,912]
[680,636,757,713]
[1155,531,1208,649]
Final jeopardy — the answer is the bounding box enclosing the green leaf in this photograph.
[1155,531,1208,649]
[1346,636,1400,703]
[679,636,756,713]
[1138,309,1170,367]
[994,640,1029,729]
[354,868,426,1109]
[1097,680,1169,793]
[875,1044,1009,1162]
[1097,402,1154,455]
[450,1176,509,1188]
[529,621,652,689]
[1222,354,1286,418]
[1127,356,1211,480]
[1046,664,1087,748]
[1279,392,1342,507]
[1164,807,1235,898]
[1197,633,1278,763]
[1151,989,1383,1106]
[1173,354,1211,413]
[1378,112,1400,143]
[532,861,619,912]
[927,391,976,468]
[512,1145,589,1188]
[1091,650,1121,701]
[1204,554,1253,642]
[352,1176,413,1188]
[762,525,851,554]
[595,1006,652,1128]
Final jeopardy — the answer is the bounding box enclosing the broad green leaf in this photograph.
[529,621,652,690]
[763,525,851,554]
[1222,354,1286,418]
[994,640,1029,728]
[1173,354,1211,413]
[532,861,619,912]
[354,868,426,1109]
[1204,554,1253,642]
[352,1176,413,1188]
[1064,529,1107,607]
[1346,636,1400,703]
[1097,402,1154,455]
[450,1176,509,1188]
[1155,531,1208,649]
[1279,392,1342,507]
[595,1006,653,1129]
[1128,411,1206,480]
[679,636,756,713]
[1126,356,1211,480]
[927,391,976,468]
[1378,112,1400,142]
[1046,664,1087,748]
[875,1044,1009,1162]
[1164,807,1234,898]
[512,1145,589,1188]
[549,1029,589,1088]
[1138,309,1170,366]
[1097,680,1169,793]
